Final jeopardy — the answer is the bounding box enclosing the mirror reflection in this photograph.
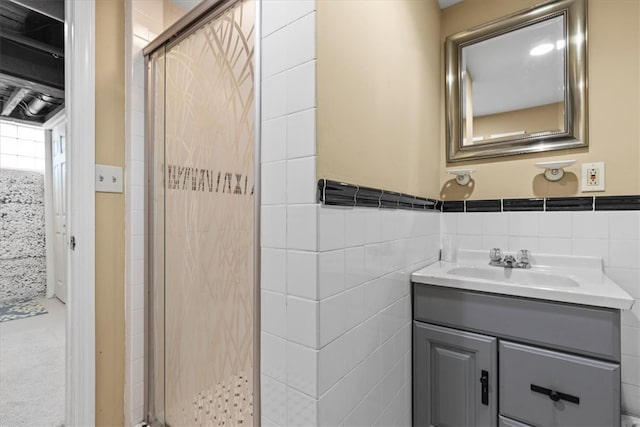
[461,15,566,146]
[445,0,587,163]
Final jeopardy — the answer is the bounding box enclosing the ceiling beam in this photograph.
[0,29,64,57]
[1,87,29,116]
[6,0,64,22]
[0,37,64,92]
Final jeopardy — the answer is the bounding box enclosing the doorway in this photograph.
[0,118,65,426]
[1,0,97,423]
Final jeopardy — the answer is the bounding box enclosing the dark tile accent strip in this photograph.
[398,194,416,210]
[413,197,429,210]
[465,199,502,212]
[442,201,464,212]
[355,185,382,208]
[380,191,401,209]
[323,179,356,207]
[503,198,544,212]
[595,195,640,211]
[317,179,326,203]
[545,197,594,211]
[317,179,640,214]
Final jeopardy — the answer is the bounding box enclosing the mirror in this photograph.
[445,0,587,162]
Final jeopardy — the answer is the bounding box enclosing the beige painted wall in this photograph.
[441,0,640,199]
[95,0,125,424]
[316,0,442,198]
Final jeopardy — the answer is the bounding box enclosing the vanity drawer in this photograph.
[413,284,620,361]
[499,341,620,427]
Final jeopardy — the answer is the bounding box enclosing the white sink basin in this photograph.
[412,250,634,310]
[447,266,579,288]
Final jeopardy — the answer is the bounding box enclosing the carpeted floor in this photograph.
[0,297,65,427]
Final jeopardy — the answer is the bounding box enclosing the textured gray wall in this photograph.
[0,168,46,304]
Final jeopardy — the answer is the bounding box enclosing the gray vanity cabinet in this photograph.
[413,322,497,427]
[412,283,622,427]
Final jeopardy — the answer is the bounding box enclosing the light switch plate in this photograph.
[95,164,123,193]
[581,162,605,192]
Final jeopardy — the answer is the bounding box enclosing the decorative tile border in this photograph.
[545,197,593,211]
[445,196,640,212]
[465,199,501,212]
[318,179,439,211]
[595,195,640,211]
[441,201,464,212]
[503,198,544,212]
[317,179,640,212]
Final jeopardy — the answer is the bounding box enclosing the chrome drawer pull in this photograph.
[530,384,580,405]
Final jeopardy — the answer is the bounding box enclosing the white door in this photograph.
[52,125,67,303]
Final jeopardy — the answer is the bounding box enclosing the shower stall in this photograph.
[143,1,259,424]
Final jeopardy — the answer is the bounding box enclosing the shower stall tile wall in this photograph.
[442,210,640,416]
[0,169,46,304]
[260,1,318,424]
[260,3,441,424]
[124,1,163,424]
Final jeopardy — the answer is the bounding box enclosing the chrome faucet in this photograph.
[489,248,531,269]
[503,254,517,268]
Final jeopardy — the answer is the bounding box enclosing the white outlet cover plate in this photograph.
[581,162,605,192]
[95,164,123,193]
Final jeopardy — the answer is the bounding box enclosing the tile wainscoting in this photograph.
[317,179,639,418]
[262,206,441,426]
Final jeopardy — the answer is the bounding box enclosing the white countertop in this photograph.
[411,250,635,310]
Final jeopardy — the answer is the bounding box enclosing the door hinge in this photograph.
[70,236,76,250]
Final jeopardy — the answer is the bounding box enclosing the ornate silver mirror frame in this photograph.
[445,0,587,162]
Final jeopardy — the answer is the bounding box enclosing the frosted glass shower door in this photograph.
[147,1,256,425]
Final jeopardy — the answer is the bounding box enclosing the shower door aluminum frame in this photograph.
[143,1,261,424]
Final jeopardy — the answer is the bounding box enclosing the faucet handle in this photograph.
[490,248,502,261]
[517,249,530,263]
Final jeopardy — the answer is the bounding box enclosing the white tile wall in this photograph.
[443,209,640,416]
[260,4,444,425]
[124,1,164,425]
[260,2,318,425]
[262,204,441,426]
[326,208,441,427]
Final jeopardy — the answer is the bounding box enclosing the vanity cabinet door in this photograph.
[413,321,497,427]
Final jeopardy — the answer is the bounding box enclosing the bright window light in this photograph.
[0,121,45,172]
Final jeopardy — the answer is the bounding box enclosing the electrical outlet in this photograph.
[581,162,605,192]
